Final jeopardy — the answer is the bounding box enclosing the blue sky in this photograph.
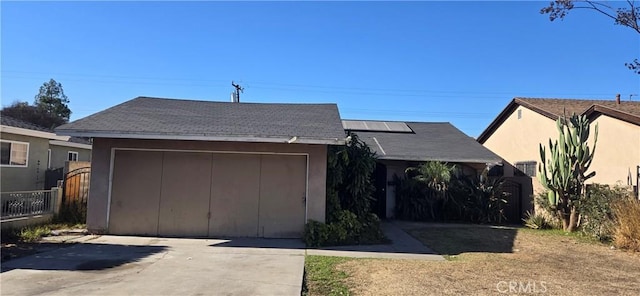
[2,1,638,137]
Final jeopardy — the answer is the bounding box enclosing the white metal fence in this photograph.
[1,189,58,220]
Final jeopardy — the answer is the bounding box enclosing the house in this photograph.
[343,120,503,219]
[0,115,92,192]
[477,96,640,213]
[49,137,92,171]
[55,96,345,238]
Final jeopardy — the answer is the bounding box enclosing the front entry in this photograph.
[372,162,387,219]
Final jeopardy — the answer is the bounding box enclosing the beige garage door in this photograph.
[109,150,307,238]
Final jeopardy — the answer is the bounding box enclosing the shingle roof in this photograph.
[349,121,502,163]
[56,97,345,145]
[477,97,640,143]
[1,115,51,132]
[516,97,640,119]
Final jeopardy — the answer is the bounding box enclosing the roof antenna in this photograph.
[231,81,244,103]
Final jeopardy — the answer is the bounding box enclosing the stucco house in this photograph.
[477,97,640,212]
[1,115,92,192]
[343,120,502,219]
[55,96,345,238]
[48,138,92,171]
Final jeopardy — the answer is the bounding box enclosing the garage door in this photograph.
[108,150,307,238]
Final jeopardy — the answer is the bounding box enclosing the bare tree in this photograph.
[541,0,640,74]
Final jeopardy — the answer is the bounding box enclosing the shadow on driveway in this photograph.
[1,243,167,273]
[209,238,306,249]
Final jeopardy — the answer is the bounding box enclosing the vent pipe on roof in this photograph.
[616,93,621,104]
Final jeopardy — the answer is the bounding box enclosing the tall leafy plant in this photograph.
[306,132,383,247]
[327,132,378,220]
[538,113,598,232]
[405,162,456,220]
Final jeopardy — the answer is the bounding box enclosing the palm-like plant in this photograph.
[405,162,457,220]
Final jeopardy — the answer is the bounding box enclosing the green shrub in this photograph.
[19,225,52,242]
[612,196,640,252]
[578,185,630,241]
[394,166,508,224]
[454,176,508,224]
[394,176,433,221]
[303,211,386,247]
[304,221,332,247]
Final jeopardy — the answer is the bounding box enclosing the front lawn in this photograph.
[304,224,640,295]
[304,255,352,296]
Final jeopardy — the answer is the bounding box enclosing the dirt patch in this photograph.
[336,227,640,296]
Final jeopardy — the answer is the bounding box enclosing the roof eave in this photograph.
[55,130,345,145]
[585,105,640,126]
[477,98,560,144]
[377,155,502,164]
[49,140,92,150]
[1,125,69,141]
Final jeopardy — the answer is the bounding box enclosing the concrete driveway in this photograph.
[1,236,306,296]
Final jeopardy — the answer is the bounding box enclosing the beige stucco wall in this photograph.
[483,106,557,195]
[86,138,328,233]
[0,133,49,192]
[483,105,640,197]
[588,115,640,186]
[49,144,91,170]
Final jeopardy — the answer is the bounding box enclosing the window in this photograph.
[0,140,29,167]
[515,161,537,177]
[517,109,522,119]
[47,149,52,169]
[68,151,79,161]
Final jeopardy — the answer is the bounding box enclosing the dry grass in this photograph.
[334,225,640,296]
[613,198,640,252]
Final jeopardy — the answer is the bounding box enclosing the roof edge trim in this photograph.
[49,140,92,150]
[55,130,346,145]
[1,125,69,140]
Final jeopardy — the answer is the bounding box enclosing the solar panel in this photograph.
[342,120,413,133]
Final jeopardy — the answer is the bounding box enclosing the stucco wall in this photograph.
[483,105,640,197]
[588,115,640,186]
[86,138,328,233]
[0,133,49,192]
[483,106,557,194]
[49,144,91,170]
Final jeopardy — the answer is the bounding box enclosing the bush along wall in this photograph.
[303,132,386,247]
[394,162,508,224]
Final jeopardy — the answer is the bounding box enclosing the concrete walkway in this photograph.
[306,221,445,260]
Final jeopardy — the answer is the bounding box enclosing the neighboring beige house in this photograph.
[477,97,640,214]
[0,115,92,192]
[55,96,345,238]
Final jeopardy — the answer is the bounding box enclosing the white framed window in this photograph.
[0,140,29,167]
[47,149,52,169]
[68,151,79,161]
